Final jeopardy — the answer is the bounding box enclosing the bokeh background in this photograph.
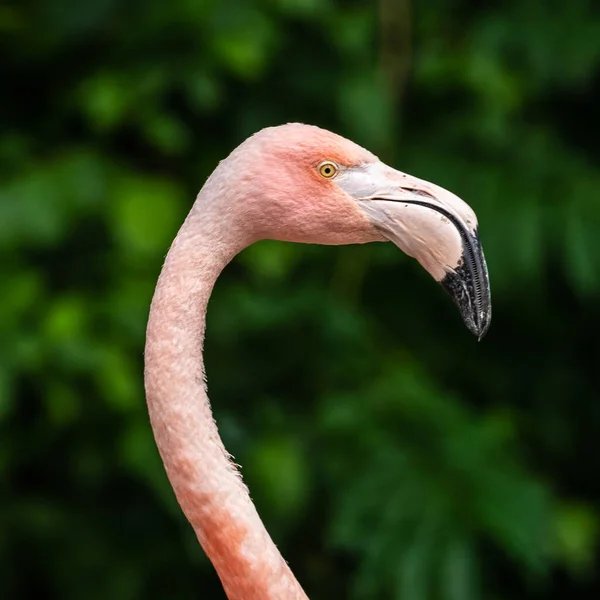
[2,0,600,599]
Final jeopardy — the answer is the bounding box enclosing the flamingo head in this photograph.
[218,123,492,339]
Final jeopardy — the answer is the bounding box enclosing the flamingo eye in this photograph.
[318,161,338,179]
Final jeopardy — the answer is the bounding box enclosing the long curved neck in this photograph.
[144,198,308,600]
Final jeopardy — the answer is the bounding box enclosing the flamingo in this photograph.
[144,123,492,600]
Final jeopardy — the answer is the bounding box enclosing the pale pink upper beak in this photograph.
[336,161,491,339]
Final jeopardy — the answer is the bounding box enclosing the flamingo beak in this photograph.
[338,162,492,339]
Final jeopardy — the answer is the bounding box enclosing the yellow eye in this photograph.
[318,161,338,179]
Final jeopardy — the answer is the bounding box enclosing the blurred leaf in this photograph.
[79,74,134,131]
[441,535,479,600]
[185,71,223,112]
[208,5,278,79]
[110,175,185,256]
[338,74,394,152]
[246,434,311,523]
[142,113,191,154]
[95,346,139,412]
[238,240,300,280]
[555,503,598,577]
[44,295,87,342]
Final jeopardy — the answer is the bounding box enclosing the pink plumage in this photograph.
[144,123,491,599]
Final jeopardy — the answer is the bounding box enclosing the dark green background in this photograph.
[2,0,599,599]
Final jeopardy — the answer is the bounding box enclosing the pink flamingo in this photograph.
[144,124,491,600]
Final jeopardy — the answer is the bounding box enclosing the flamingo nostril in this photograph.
[401,187,437,201]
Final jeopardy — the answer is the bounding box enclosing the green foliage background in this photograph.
[2,0,599,598]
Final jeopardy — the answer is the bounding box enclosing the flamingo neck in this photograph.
[144,200,308,600]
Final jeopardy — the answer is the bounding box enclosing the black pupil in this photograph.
[324,167,331,174]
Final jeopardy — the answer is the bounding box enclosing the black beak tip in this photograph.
[440,271,492,341]
[461,310,491,341]
[478,311,492,341]
[438,225,492,341]
[473,311,492,341]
